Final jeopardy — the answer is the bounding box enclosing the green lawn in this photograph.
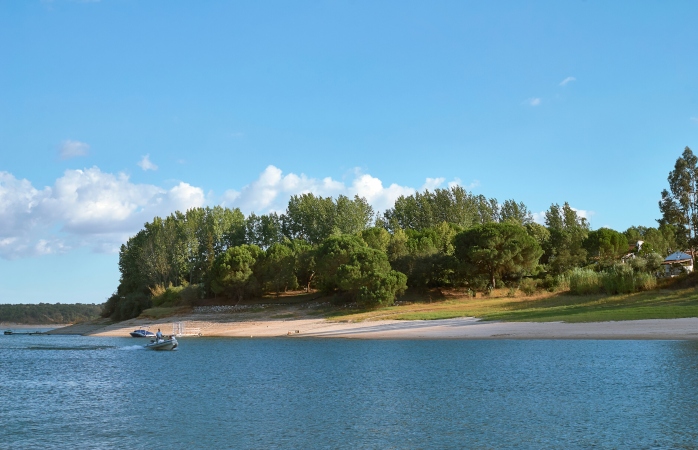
[329,288,698,323]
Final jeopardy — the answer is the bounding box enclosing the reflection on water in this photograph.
[2,336,698,448]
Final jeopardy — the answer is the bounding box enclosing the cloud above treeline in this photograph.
[137,154,158,171]
[0,165,464,259]
[531,207,594,225]
[59,139,90,159]
[0,168,205,258]
[221,165,449,214]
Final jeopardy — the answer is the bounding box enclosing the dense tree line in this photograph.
[0,303,101,324]
[105,165,685,320]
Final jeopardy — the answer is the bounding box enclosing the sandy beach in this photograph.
[51,315,698,340]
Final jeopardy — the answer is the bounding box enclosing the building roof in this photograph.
[663,251,693,263]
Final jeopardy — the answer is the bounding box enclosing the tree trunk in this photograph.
[306,271,315,292]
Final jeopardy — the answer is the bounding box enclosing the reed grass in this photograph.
[568,268,601,295]
[568,267,657,295]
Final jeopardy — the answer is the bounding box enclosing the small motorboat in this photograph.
[130,329,156,338]
[4,330,12,335]
[144,336,178,351]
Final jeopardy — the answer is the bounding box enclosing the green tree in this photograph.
[525,222,551,249]
[474,195,500,223]
[286,239,316,291]
[260,243,298,295]
[117,230,150,296]
[659,146,698,250]
[386,228,409,262]
[390,228,441,290]
[383,187,532,231]
[584,228,627,264]
[383,186,491,231]
[315,235,407,307]
[624,224,677,257]
[334,195,374,235]
[246,212,283,248]
[361,226,392,252]
[282,194,373,244]
[454,222,543,289]
[210,244,263,301]
[500,199,534,225]
[220,208,247,249]
[543,202,589,274]
[384,224,460,291]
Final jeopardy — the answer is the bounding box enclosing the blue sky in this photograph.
[2,0,698,304]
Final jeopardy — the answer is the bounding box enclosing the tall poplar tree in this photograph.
[542,202,588,274]
[659,146,698,250]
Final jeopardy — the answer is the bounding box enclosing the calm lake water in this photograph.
[2,333,698,449]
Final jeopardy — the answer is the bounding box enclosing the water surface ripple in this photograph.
[2,335,698,448]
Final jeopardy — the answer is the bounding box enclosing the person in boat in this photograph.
[156,328,163,342]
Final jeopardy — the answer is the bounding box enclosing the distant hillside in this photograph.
[0,303,102,325]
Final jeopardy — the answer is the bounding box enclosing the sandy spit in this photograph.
[80,316,698,340]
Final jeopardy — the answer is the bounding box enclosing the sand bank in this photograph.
[81,316,698,340]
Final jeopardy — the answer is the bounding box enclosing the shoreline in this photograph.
[1,323,70,329]
[61,316,698,340]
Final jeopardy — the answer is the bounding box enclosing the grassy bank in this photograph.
[326,287,698,323]
[132,279,698,324]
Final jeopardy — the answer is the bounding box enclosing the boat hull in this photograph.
[130,330,155,338]
[144,338,178,351]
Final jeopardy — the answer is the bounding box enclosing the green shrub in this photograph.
[634,272,657,291]
[601,264,658,294]
[601,265,635,294]
[629,257,647,273]
[145,281,205,309]
[102,291,151,321]
[179,283,204,305]
[538,273,570,292]
[111,292,151,321]
[519,278,538,296]
[569,268,602,295]
[630,253,664,274]
[151,284,183,307]
[556,273,570,292]
[568,265,657,295]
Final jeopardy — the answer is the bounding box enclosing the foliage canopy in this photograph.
[454,222,543,289]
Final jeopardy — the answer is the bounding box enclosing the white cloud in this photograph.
[421,177,446,191]
[137,154,158,171]
[465,179,480,190]
[526,98,541,107]
[559,76,576,86]
[531,206,594,225]
[447,178,462,189]
[571,207,594,221]
[0,168,204,259]
[221,165,464,215]
[59,140,90,159]
[0,164,470,259]
[350,174,414,212]
[531,211,546,224]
